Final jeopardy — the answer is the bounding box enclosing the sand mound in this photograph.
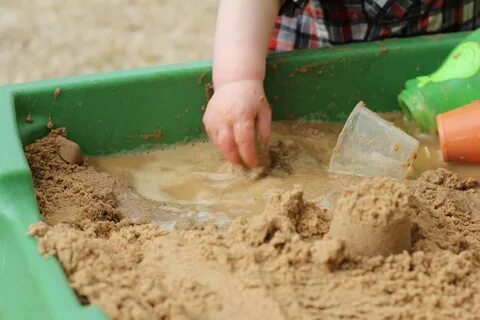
[25,129,122,224]
[326,178,415,257]
[27,130,480,320]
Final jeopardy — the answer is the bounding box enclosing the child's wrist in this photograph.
[213,68,265,88]
[213,62,265,89]
[213,78,264,91]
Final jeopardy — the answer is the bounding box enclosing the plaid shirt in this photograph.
[270,0,480,51]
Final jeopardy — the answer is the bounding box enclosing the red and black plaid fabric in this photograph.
[270,0,480,51]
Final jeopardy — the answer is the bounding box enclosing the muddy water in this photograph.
[89,116,480,220]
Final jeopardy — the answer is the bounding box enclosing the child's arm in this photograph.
[203,0,281,168]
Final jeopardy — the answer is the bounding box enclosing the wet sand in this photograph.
[26,118,480,320]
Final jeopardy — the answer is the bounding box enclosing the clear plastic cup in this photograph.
[329,102,419,180]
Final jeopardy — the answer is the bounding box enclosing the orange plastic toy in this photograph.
[437,100,480,163]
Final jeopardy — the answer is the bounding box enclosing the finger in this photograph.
[202,113,218,143]
[217,126,241,164]
[256,105,272,145]
[233,120,258,168]
[205,126,218,145]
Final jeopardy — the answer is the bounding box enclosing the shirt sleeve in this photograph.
[279,0,308,17]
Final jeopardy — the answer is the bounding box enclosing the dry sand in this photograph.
[27,128,480,320]
[0,0,218,85]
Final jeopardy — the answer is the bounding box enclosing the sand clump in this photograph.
[25,129,184,227]
[25,128,123,225]
[218,138,302,181]
[57,136,83,165]
[27,130,480,319]
[326,178,415,257]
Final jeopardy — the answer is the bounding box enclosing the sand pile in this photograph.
[326,178,415,257]
[25,128,123,225]
[27,130,480,320]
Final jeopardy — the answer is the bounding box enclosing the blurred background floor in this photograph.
[0,0,219,85]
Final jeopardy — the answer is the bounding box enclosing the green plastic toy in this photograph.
[399,28,480,131]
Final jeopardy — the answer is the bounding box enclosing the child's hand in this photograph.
[203,80,271,168]
[205,0,279,167]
